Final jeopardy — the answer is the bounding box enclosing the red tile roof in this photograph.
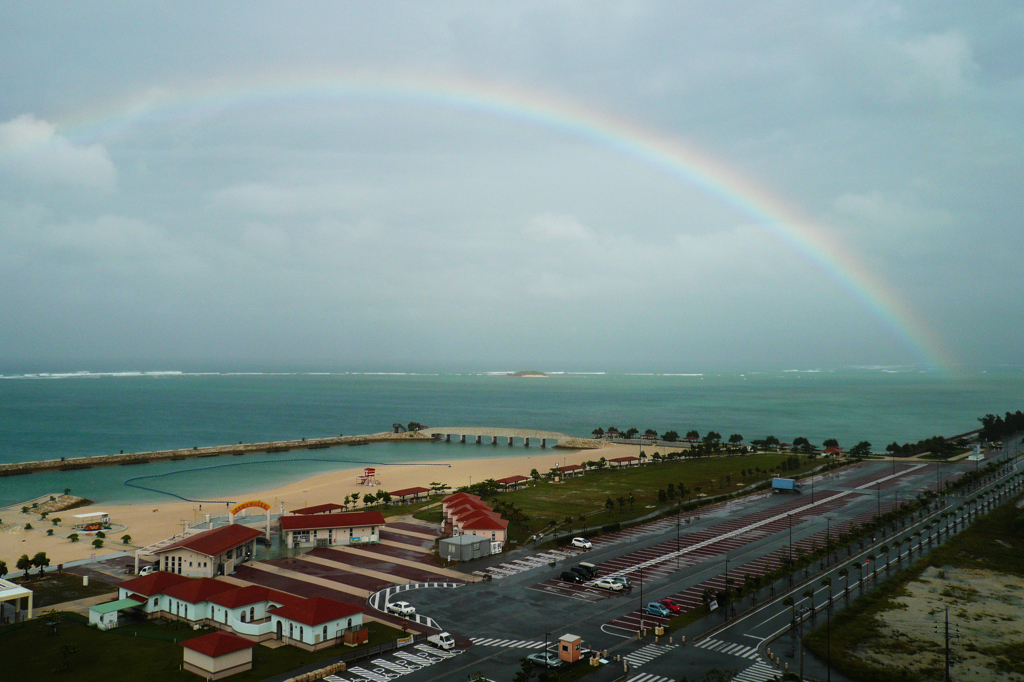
[461,516,509,531]
[389,486,430,497]
[557,464,584,472]
[271,596,364,626]
[127,593,148,603]
[119,571,192,597]
[207,584,304,610]
[290,503,346,515]
[155,524,264,558]
[164,578,237,605]
[454,508,500,523]
[442,492,480,504]
[280,511,385,532]
[608,456,639,463]
[181,631,254,657]
[496,475,530,484]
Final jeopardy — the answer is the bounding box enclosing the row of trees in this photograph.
[978,411,1024,442]
[885,435,961,458]
[593,427,859,452]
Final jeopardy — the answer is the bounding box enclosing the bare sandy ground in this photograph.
[856,565,1024,681]
[0,443,639,569]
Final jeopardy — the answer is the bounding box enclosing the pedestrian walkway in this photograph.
[693,638,761,660]
[622,642,677,668]
[625,673,674,682]
[732,660,780,682]
[469,637,546,649]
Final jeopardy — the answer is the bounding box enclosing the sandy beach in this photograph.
[0,443,640,569]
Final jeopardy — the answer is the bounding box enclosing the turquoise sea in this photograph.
[0,368,1021,507]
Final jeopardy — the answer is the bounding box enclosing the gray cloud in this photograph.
[0,2,1020,370]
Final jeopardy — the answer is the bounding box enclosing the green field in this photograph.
[0,614,406,682]
[468,452,830,545]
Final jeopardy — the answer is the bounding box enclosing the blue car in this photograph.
[645,602,672,617]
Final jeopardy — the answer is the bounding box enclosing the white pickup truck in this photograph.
[427,632,455,650]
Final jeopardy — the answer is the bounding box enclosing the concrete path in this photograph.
[380,539,432,554]
[383,526,438,541]
[331,545,470,581]
[297,553,411,586]
[48,593,117,616]
[252,561,371,598]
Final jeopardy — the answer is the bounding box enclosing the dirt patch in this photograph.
[853,566,1024,681]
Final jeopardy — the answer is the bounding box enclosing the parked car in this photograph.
[526,652,563,668]
[560,571,584,583]
[569,566,589,580]
[595,577,623,591]
[659,598,682,613]
[571,537,592,549]
[610,575,632,589]
[645,602,672,617]
[387,601,416,616]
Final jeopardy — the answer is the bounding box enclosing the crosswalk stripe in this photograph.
[733,661,780,682]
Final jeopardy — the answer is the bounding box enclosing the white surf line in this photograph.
[597,464,927,584]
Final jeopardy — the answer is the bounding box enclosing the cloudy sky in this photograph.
[1,2,1020,372]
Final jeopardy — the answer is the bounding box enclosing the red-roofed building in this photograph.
[608,456,640,468]
[441,493,480,518]
[495,474,530,491]
[556,464,585,479]
[289,503,347,515]
[279,511,385,549]
[181,632,254,679]
[389,486,430,504]
[459,515,509,544]
[270,596,365,651]
[163,578,237,622]
[154,524,264,578]
[117,571,193,616]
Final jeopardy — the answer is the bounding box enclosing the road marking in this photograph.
[732,661,780,682]
[623,643,677,668]
[626,674,674,682]
[469,637,545,649]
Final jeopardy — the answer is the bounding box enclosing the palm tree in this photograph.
[820,577,832,610]
[802,588,815,618]
[783,596,796,626]
[838,567,849,599]
[880,544,890,571]
[867,553,877,580]
[923,524,932,548]
[853,562,863,593]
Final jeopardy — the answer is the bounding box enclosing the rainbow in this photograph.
[31,70,953,371]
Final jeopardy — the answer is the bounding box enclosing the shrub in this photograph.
[24,523,32,530]
[92,538,104,549]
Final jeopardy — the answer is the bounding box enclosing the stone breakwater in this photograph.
[0,430,436,478]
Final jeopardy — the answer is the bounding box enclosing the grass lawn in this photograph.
[480,453,827,545]
[0,614,407,682]
[13,571,116,607]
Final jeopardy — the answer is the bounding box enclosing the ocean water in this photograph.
[0,368,1021,506]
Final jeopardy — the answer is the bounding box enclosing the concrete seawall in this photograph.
[0,430,436,478]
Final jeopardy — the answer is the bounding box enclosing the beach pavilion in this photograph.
[495,475,530,491]
[556,463,585,479]
[388,486,431,504]
[0,577,32,624]
[608,456,640,469]
[289,503,347,515]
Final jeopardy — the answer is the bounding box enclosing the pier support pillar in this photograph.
[460,435,466,444]
[525,437,530,447]
[475,435,481,444]
[445,434,450,442]
[508,437,514,446]
[492,436,498,445]
[541,438,547,448]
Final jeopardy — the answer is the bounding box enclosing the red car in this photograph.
[659,598,682,614]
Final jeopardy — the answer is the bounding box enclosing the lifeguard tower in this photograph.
[358,467,379,487]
